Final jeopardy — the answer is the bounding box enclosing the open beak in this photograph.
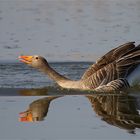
[18,56,33,64]
[19,111,33,122]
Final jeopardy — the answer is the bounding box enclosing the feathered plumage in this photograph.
[19,42,140,92]
[81,42,140,91]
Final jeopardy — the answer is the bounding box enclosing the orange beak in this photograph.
[18,56,33,64]
[19,111,33,122]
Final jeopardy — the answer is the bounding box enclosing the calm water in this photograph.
[0,62,140,140]
[1,0,140,139]
[0,0,140,61]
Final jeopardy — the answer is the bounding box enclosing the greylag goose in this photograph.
[19,42,140,92]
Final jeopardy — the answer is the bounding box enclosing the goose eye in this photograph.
[36,57,39,60]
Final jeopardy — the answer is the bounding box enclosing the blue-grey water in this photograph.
[0,0,140,61]
[1,0,140,139]
[0,61,91,88]
[0,62,140,140]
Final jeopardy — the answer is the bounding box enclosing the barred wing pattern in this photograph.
[81,42,140,90]
[94,78,130,92]
[86,94,140,132]
[82,42,135,80]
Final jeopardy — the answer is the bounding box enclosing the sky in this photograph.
[0,0,140,62]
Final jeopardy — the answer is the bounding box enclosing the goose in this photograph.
[19,42,140,92]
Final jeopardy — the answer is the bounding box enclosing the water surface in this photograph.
[0,62,140,140]
[1,0,140,139]
[1,90,140,139]
[0,0,140,61]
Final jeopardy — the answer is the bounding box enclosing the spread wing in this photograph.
[81,42,140,89]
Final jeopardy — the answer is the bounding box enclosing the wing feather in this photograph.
[81,42,140,89]
[82,42,135,80]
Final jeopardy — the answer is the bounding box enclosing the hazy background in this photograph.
[0,0,140,62]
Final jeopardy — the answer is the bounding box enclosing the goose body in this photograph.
[19,42,140,92]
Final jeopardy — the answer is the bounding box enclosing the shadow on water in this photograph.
[18,87,140,134]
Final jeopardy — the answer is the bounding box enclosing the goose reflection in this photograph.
[19,96,61,122]
[86,93,140,133]
[19,88,140,133]
[19,87,48,96]
[19,88,62,122]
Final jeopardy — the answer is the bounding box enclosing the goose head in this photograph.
[19,55,48,69]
